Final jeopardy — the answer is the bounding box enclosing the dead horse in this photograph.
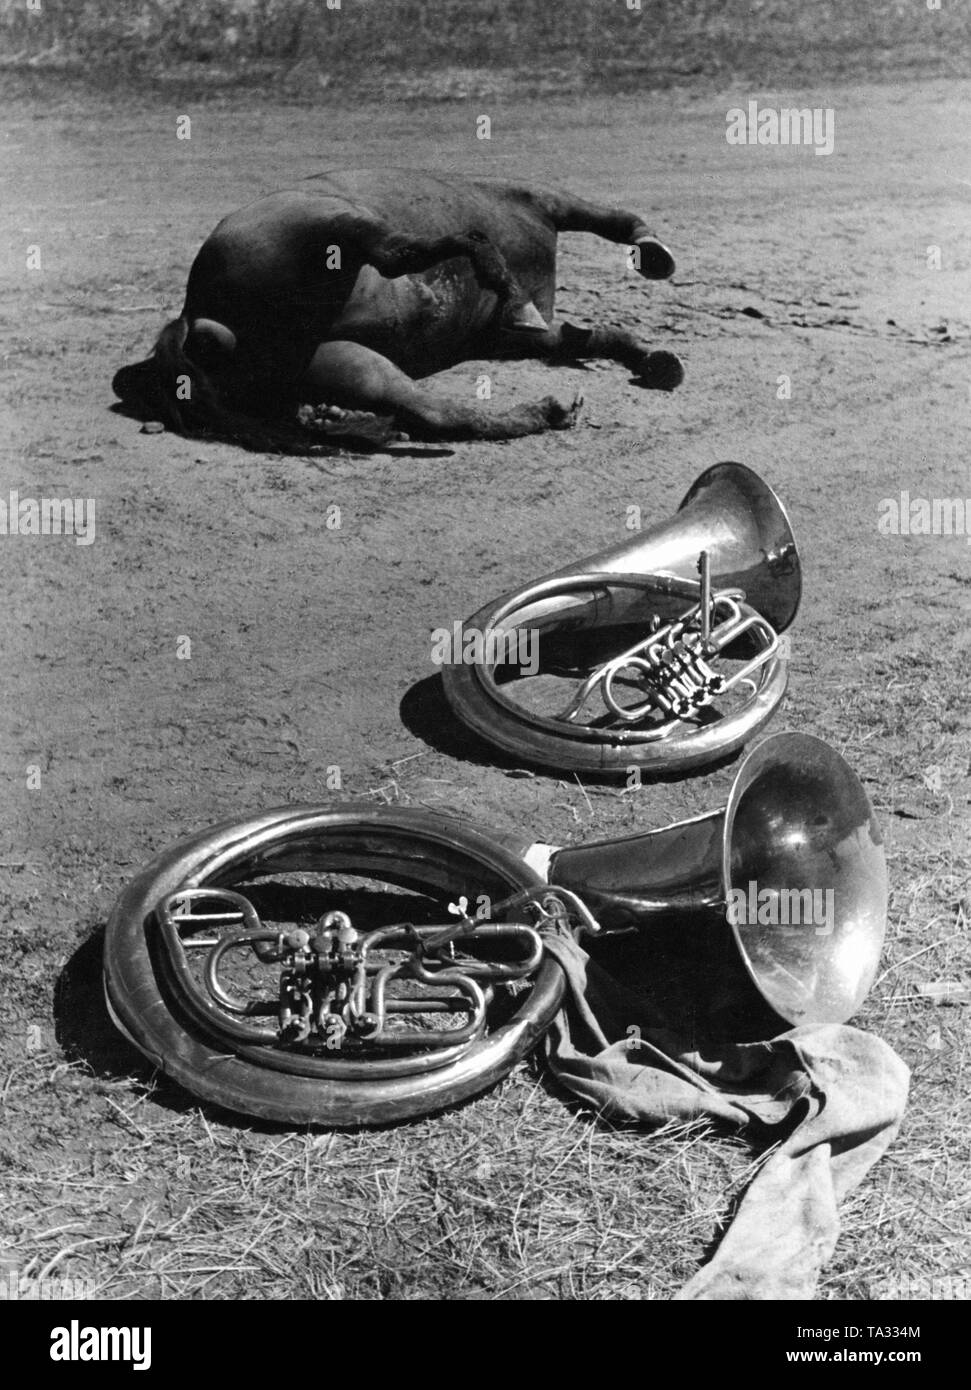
[112,168,684,445]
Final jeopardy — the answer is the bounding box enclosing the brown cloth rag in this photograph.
[541,931,910,1300]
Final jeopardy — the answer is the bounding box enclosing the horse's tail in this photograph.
[112,317,323,455]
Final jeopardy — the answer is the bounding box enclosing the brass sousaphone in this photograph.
[441,463,801,774]
[103,735,886,1126]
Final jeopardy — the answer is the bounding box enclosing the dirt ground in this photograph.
[1,76,969,1301]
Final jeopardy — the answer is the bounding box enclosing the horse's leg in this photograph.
[526,187,677,280]
[301,340,580,440]
[475,188,682,385]
[347,217,548,331]
[490,319,684,391]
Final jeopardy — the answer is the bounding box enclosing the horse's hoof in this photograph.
[503,301,549,333]
[297,403,398,444]
[545,392,583,430]
[636,350,684,391]
[634,238,676,280]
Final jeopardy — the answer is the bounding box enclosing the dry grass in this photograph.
[2,0,969,96]
[0,1048,751,1300]
[809,648,971,1301]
